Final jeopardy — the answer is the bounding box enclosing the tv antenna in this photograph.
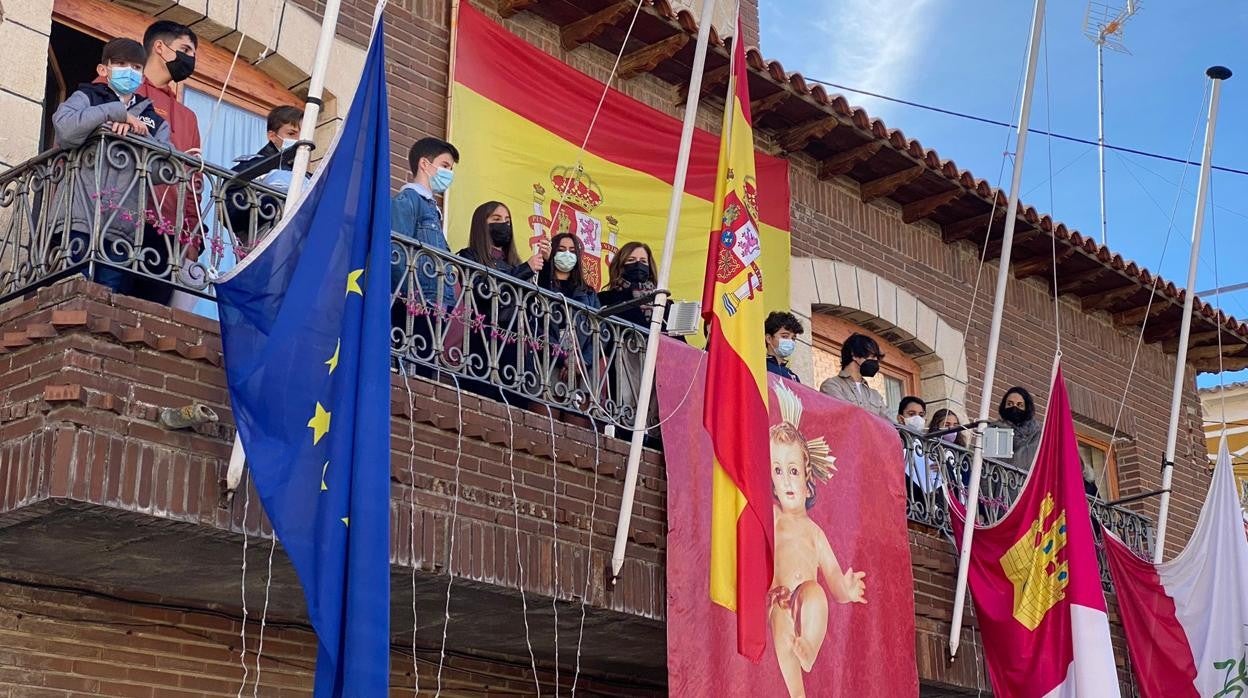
[1083,1,1141,246]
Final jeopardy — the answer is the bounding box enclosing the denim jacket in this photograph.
[391,184,456,310]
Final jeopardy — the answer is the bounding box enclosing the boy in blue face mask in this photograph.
[391,137,460,373]
[765,311,805,383]
[51,38,171,297]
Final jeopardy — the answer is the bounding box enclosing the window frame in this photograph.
[1076,430,1119,501]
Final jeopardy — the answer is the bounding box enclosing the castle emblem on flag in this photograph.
[999,493,1069,631]
[527,165,623,289]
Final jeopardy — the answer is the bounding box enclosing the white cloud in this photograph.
[808,0,940,118]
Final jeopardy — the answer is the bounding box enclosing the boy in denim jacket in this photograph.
[392,137,459,310]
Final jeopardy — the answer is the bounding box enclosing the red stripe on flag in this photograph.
[1102,532,1200,698]
[453,2,791,231]
[704,321,773,659]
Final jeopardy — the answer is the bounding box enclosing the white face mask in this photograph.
[553,250,578,272]
[904,415,926,430]
[280,138,298,151]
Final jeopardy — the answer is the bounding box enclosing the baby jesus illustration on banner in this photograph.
[768,382,868,698]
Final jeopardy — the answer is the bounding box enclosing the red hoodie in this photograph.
[137,77,202,254]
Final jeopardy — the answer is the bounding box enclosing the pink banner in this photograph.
[657,339,918,697]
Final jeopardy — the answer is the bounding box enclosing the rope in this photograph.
[499,389,542,696]
[235,480,251,698]
[1105,81,1208,462]
[251,535,276,696]
[1041,16,1060,354]
[543,404,562,696]
[546,0,646,248]
[401,370,422,693]
[570,416,602,696]
[434,374,466,697]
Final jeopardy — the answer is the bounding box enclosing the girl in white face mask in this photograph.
[534,233,601,380]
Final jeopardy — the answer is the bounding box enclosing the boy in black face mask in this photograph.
[136,20,202,306]
[994,386,1041,471]
[818,333,891,420]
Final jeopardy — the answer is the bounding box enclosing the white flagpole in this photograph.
[609,0,720,584]
[948,0,1047,658]
[1154,66,1232,564]
[224,0,346,493]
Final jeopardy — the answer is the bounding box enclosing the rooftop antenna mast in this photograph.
[1083,0,1140,246]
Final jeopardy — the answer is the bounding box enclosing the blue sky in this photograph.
[758,1,1248,387]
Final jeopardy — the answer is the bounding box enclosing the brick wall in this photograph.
[0,579,658,697]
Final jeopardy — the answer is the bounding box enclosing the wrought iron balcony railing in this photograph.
[899,427,1156,578]
[0,133,655,426]
[0,131,285,303]
[0,134,1163,563]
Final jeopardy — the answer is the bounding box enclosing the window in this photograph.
[1076,432,1118,501]
[810,314,919,418]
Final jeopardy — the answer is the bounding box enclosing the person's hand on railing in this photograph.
[108,114,150,138]
[527,237,550,274]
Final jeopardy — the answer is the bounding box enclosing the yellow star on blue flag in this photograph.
[215,10,393,696]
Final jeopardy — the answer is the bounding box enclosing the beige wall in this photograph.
[0,0,54,168]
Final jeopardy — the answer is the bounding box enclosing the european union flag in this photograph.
[216,11,392,697]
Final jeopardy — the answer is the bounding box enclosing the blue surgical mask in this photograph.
[776,338,796,358]
[108,66,143,96]
[430,166,454,194]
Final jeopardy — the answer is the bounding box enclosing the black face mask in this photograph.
[859,359,880,378]
[622,263,651,284]
[165,50,196,82]
[488,221,513,248]
[1001,406,1027,425]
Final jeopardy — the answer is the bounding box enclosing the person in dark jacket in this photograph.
[764,311,804,382]
[536,233,601,380]
[994,386,1042,471]
[224,105,304,239]
[598,241,658,328]
[455,201,548,396]
[52,38,170,299]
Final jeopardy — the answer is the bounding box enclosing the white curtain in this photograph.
[180,88,268,318]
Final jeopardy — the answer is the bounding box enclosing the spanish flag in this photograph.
[702,17,774,661]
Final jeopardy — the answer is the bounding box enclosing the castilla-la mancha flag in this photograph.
[1103,438,1248,698]
[950,363,1120,697]
[702,16,773,662]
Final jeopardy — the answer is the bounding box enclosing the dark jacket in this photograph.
[52,81,170,242]
[224,142,295,240]
[457,247,535,335]
[766,355,800,382]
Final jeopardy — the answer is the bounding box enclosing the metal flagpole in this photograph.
[609,0,720,584]
[948,0,1047,659]
[1154,66,1232,565]
[224,0,346,493]
[1096,41,1108,246]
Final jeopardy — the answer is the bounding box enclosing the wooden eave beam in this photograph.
[1081,281,1143,312]
[941,210,1002,244]
[1187,343,1246,361]
[1143,313,1187,344]
[679,64,730,102]
[817,140,885,180]
[499,0,538,18]
[560,1,636,51]
[1163,329,1222,353]
[901,188,962,224]
[619,33,689,79]
[860,165,926,203]
[750,90,792,119]
[1056,267,1109,295]
[777,117,840,153]
[1012,247,1075,280]
[983,226,1043,259]
[1114,301,1170,327]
